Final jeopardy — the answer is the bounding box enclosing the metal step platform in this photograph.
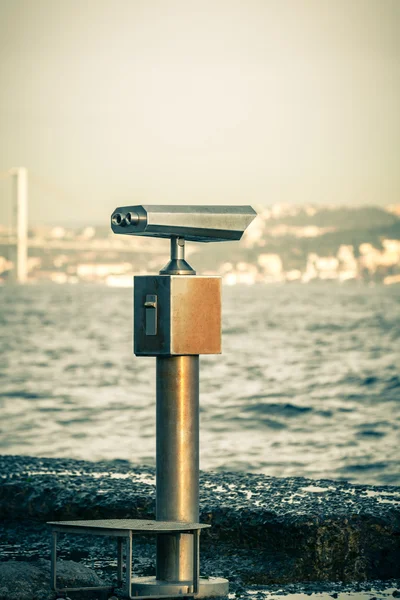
[48,518,210,599]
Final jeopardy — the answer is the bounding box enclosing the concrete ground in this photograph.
[0,455,399,600]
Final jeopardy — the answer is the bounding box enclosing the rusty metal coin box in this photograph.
[134,275,221,356]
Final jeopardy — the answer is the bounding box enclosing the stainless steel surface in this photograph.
[130,594,196,599]
[51,531,56,590]
[50,524,132,537]
[118,537,123,586]
[126,530,133,596]
[134,276,221,356]
[55,586,114,592]
[48,519,206,597]
[50,526,113,595]
[193,529,200,594]
[131,576,230,598]
[111,204,257,242]
[156,355,199,582]
[129,593,196,599]
[48,518,210,531]
[160,236,196,275]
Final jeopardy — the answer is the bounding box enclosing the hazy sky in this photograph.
[0,0,399,225]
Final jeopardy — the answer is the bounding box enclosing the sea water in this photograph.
[0,283,399,485]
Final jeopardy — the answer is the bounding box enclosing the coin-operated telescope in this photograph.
[112,205,256,598]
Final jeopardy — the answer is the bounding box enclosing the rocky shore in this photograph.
[0,455,399,599]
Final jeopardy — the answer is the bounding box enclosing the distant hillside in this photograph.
[3,203,399,284]
[193,205,400,273]
[266,206,399,230]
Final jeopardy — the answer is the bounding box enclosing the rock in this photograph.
[0,455,399,584]
[0,558,104,600]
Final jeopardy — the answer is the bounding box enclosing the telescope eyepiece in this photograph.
[112,212,123,226]
[125,211,139,226]
[112,211,140,228]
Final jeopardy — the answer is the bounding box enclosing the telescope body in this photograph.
[111,204,256,242]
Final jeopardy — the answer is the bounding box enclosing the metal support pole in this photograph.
[126,531,133,595]
[51,531,57,590]
[156,355,199,583]
[171,236,184,261]
[193,529,200,594]
[117,537,124,586]
[14,168,28,284]
[160,237,196,276]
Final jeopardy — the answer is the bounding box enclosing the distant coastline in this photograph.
[1,204,400,286]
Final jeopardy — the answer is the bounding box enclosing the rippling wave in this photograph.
[0,283,399,485]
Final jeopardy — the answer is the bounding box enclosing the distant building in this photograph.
[76,262,133,282]
[222,261,259,285]
[257,253,283,282]
[303,253,339,282]
[337,245,358,281]
[50,226,66,239]
[359,241,400,273]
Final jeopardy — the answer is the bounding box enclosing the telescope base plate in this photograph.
[131,575,229,598]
